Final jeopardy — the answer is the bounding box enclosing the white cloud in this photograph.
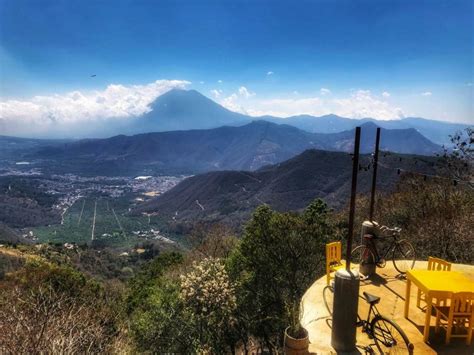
[238,86,255,98]
[0,79,190,136]
[320,88,331,96]
[421,91,432,97]
[267,71,274,76]
[245,97,324,117]
[331,90,404,119]
[210,89,222,98]
[382,91,390,98]
[217,86,256,114]
[221,93,242,113]
[217,80,223,83]
[227,89,405,120]
[199,81,205,84]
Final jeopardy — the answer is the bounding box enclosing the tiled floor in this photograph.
[301,261,474,354]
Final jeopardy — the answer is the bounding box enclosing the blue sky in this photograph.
[0,0,472,130]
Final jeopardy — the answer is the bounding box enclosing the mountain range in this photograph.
[1,89,469,145]
[133,149,437,226]
[267,114,469,145]
[128,90,470,146]
[30,120,440,176]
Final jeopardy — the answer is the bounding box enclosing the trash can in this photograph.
[359,221,378,277]
[331,268,360,352]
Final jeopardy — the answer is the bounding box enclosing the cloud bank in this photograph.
[0,80,190,137]
[1,80,409,137]
[218,88,405,120]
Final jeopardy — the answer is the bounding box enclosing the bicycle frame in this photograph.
[359,301,380,333]
[365,234,399,265]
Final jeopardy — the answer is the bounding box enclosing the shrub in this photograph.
[180,257,237,352]
[0,261,120,353]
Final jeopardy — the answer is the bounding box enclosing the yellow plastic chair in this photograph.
[326,242,344,285]
[417,256,452,308]
[434,292,474,345]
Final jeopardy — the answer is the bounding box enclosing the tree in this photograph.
[440,127,473,189]
[228,199,335,349]
[127,252,194,353]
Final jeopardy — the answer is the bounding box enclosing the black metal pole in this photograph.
[346,127,361,271]
[369,127,381,221]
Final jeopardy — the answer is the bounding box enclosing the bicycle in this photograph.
[351,226,416,275]
[322,283,414,354]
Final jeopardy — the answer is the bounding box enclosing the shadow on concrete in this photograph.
[405,317,425,334]
[359,272,406,300]
[364,273,388,286]
[405,312,474,354]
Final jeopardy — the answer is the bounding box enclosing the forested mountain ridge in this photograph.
[30,121,440,176]
[134,149,438,226]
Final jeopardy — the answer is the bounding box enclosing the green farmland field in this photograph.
[32,196,174,248]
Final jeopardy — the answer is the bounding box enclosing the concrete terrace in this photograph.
[301,261,474,354]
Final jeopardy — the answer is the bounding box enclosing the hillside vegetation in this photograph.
[135,149,438,227]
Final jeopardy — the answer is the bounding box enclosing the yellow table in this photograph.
[404,269,474,342]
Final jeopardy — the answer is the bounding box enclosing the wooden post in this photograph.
[345,127,361,271]
[369,127,381,221]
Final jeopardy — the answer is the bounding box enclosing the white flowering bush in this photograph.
[180,257,236,322]
[180,257,237,351]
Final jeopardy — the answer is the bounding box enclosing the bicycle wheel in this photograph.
[392,239,416,274]
[371,316,413,354]
[323,285,334,316]
[350,245,376,269]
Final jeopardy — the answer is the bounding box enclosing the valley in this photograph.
[0,164,187,248]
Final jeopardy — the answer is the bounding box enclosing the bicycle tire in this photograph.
[370,315,414,354]
[323,285,334,316]
[392,239,416,274]
[350,245,376,269]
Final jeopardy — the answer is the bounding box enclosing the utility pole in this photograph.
[345,126,361,271]
[332,127,361,353]
[369,127,381,221]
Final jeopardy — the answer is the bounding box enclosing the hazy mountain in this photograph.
[31,121,440,176]
[0,135,71,161]
[266,114,361,134]
[32,121,322,175]
[268,115,469,145]
[134,149,437,225]
[129,89,249,133]
[328,122,441,155]
[377,117,471,145]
